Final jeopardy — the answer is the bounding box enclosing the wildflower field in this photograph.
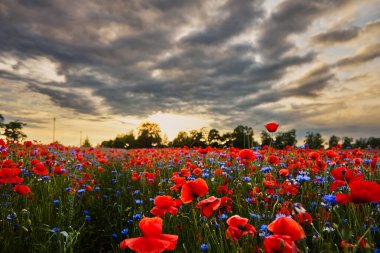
[0,138,379,253]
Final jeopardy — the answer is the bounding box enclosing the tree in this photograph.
[328,135,340,149]
[354,138,368,149]
[172,131,191,147]
[207,129,222,148]
[304,132,324,149]
[367,137,380,148]
[261,131,273,146]
[189,128,208,147]
[221,132,233,147]
[100,131,136,149]
[232,125,254,148]
[136,122,162,148]
[82,137,92,147]
[0,114,4,134]
[275,129,297,149]
[341,137,353,149]
[3,121,27,142]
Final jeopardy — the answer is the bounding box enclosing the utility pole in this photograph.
[53,117,56,143]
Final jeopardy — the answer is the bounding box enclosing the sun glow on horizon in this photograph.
[146,112,213,141]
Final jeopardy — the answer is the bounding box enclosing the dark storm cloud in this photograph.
[236,65,335,108]
[0,0,379,132]
[257,0,355,60]
[311,27,360,45]
[311,19,380,45]
[182,0,264,45]
[28,84,100,115]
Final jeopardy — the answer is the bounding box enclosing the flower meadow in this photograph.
[0,137,379,253]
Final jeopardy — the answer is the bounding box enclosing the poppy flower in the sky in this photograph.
[265,122,279,133]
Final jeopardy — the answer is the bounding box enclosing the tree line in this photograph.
[1,114,379,149]
[100,122,380,149]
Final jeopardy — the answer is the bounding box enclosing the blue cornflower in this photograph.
[219,214,228,221]
[250,213,261,220]
[121,228,129,235]
[132,213,142,220]
[53,199,60,205]
[135,199,143,204]
[323,194,337,204]
[77,189,85,193]
[50,227,61,233]
[260,167,273,173]
[200,243,209,252]
[202,173,210,178]
[296,174,311,182]
[7,213,17,220]
[85,215,91,222]
[243,176,251,182]
[111,233,118,238]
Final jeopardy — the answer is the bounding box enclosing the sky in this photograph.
[0,0,379,146]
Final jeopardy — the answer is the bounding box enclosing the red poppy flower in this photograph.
[24,141,33,148]
[0,168,24,184]
[267,155,279,165]
[326,150,339,158]
[265,122,279,133]
[330,167,363,191]
[238,149,256,161]
[263,234,299,253]
[120,217,178,253]
[170,177,186,191]
[279,169,289,177]
[31,162,48,176]
[13,184,31,195]
[150,195,178,217]
[196,196,221,217]
[336,180,380,204]
[180,178,209,204]
[267,217,305,241]
[331,167,354,181]
[53,166,66,175]
[291,203,312,225]
[225,215,257,242]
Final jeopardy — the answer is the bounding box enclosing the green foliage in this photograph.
[101,131,135,149]
[82,137,92,147]
[275,129,297,149]
[261,130,273,146]
[171,131,192,147]
[328,135,340,149]
[304,131,324,149]
[207,129,222,148]
[341,136,353,149]
[136,122,162,148]
[3,120,27,142]
[232,125,255,148]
